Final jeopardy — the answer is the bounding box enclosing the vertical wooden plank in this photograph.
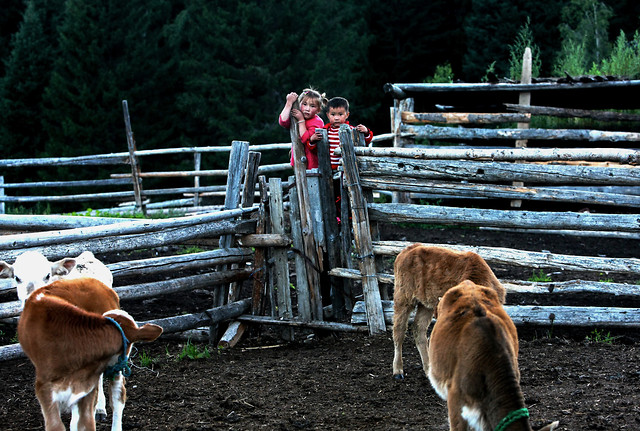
[340,124,386,335]
[392,98,414,204]
[211,140,249,343]
[339,173,354,310]
[251,176,269,316]
[193,152,201,207]
[228,151,261,302]
[121,100,146,215]
[289,105,323,321]
[316,128,347,319]
[288,176,312,321]
[269,177,294,341]
[511,47,532,208]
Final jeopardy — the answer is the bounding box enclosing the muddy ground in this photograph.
[1,225,639,430]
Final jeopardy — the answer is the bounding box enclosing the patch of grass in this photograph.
[138,351,157,368]
[178,339,211,360]
[585,329,620,344]
[528,269,551,282]
[178,246,206,255]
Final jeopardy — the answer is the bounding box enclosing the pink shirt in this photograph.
[280,114,324,169]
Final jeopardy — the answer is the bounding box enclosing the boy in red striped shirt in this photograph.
[318,97,373,171]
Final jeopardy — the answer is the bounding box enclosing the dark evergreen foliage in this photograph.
[0,0,637,178]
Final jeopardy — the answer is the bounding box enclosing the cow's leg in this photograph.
[109,374,127,431]
[392,299,413,380]
[413,303,434,378]
[446,388,470,431]
[73,390,98,431]
[34,382,65,431]
[95,374,107,421]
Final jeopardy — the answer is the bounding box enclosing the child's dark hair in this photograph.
[327,97,349,112]
[298,88,328,110]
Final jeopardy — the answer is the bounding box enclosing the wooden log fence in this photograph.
[338,71,640,331]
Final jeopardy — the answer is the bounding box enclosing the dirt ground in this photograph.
[1,225,639,430]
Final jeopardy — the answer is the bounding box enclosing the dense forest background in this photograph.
[0,0,639,171]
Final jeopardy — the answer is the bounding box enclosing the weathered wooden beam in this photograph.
[330,267,639,296]
[340,125,386,335]
[0,208,255,250]
[401,124,640,142]
[383,80,640,98]
[238,233,291,247]
[402,111,531,124]
[141,299,252,335]
[356,157,640,185]
[108,248,253,279]
[351,300,640,327]
[506,103,640,122]
[371,240,640,275]
[359,177,640,208]
[237,314,368,332]
[339,146,640,164]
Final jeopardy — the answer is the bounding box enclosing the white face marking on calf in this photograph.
[11,251,53,303]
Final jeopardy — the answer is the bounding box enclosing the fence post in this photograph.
[511,47,532,208]
[269,177,294,341]
[340,124,386,335]
[289,105,323,321]
[122,100,146,215]
[193,152,201,207]
[0,176,4,215]
[211,140,249,343]
[391,97,414,203]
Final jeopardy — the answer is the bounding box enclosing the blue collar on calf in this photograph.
[104,316,132,380]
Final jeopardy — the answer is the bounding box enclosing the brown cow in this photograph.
[392,244,505,380]
[18,278,163,431]
[428,280,558,431]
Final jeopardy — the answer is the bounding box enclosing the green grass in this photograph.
[585,329,620,344]
[138,351,156,368]
[178,339,211,360]
[528,269,551,282]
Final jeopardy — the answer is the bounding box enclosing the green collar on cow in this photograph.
[494,407,529,431]
[104,316,132,380]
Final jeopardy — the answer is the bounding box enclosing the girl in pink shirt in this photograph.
[278,88,326,169]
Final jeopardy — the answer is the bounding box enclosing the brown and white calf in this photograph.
[428,280,558,431]
[0,250,113,304]
[392,244,505,380]
[18,278,163,431]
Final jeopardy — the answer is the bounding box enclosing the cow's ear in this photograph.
[135,323,163,342]
[51,258,76,276]
[0,261,13,279]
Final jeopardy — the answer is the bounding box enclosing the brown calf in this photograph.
[18,278,163,431]
[428,280,558,431]
[392,244,505,380]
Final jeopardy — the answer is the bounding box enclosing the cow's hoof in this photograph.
[95,410,108,422]
[393,373,405,381]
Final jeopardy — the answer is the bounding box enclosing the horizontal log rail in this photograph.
[401,111,531,124]
[357,157,640,185]
[342,146,640,164]
[401,124,640,142]
[371,240,640,275]
[383,80,640,99]
[330,267,640,296]
[360,177,640,207]
[505,103,640,122]
[367,203,640,233]
[0,207,255,250]
[351,300,640,328]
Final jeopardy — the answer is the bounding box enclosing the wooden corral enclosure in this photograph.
[2,69,640,361]
[343,71,640,333]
